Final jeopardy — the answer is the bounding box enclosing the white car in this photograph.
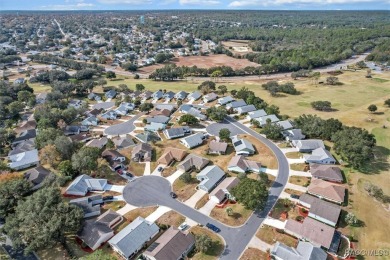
[178,222,189,231]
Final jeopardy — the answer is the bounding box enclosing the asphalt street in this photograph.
[123,117,290,260]
[104,112,145,136]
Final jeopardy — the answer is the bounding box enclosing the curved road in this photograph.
[104,112,145,136]
[123,116,290,260]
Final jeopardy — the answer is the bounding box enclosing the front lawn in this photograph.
[102,200,126,211]
[195,194,210,209]
[285,152,302,159]
[290,163,308,172]
[188,226,224,260]
[256,225,298,248]
[116,206,158,232]
[288,176,311,187]
[128,161,146,176]
[172,172,198,201]
[210,203,253,227]
[284,188,304,197]
[240,248,268,260]
[269,199,300,220]
[156,210,186,228]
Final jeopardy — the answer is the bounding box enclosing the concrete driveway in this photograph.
[285,182,308,193]
[151,164,165,176]
[143,162,151,175]
[198,200,217,215]
[263,217,286,229]
[104,184,125,193]
[184,189,207,208]
[166,169,184,184]
[104,112,145,136]
[145,206,171,222]
[117,203,137,216]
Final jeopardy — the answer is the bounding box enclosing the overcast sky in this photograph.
[1,0,389,10]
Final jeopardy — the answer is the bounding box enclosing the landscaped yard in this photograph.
[116,206,158,232]
[239,248,268,260]
[172,172,198,201]
[288,176,311,187]
[188,226,224,260]
[269,199,300,220]
[256,225,298,248]
[127,161,146,176]
[102,200,126,211]
[289,163,308,172]
[156,210,186,228]
[210,203,253,226]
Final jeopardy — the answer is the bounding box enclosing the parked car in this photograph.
[117,169,123,175]
[290,194,300,199]
[126,172,133,177]
[178,222,189,231]
[103,195,113,201]
[158,167,163,172]
[206,223,220,233]
[170,192,177,199]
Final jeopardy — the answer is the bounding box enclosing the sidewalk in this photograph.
[104,184,125,193]
[263,217,286,229]
[247,236,273,252]
[143,162,151,175]
[289,170,311,177]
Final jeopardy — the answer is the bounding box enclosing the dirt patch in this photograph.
[210,203,252,227]
[240,248,268,260]
[195,194,210,209]
[284,188,304,197]
[256,225,298,248]
[290,163,308,172]
[269,199,300,221]
[289,176,311,187]
[156,210,186,228]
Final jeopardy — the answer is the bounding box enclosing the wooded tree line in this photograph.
[366,38,390,64]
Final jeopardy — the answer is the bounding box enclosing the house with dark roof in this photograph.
[112,135,135,150]
[135,131,161,143]
[36,92,48,104]
[149,109,172,117]
[64,125,85,136]
[86,108,104,117]
[105,89,117,99]
[309,164,343,183]
[299,194,341,227]
[157,148,188,166]
[196,165,226,193]
[163,126,191,139]
[101,110,118,120]
[307,179,346,204]
[69,133,93,143]
[152,90,164,100]
[203,92,218,103]
[283,129,306,142]
[180,133,205,149]
[70,195,103,218]
[292,139,325,153]
[141,91,153,101]
[8,149,39,170]
[102,150,126,171]
[177,154,210,172]
[188,91,202,101]
[226,99,247,110]
[304,147,336,164]
[163,91,175,101]
[85,137,108,149]
[175,91,188,100]
[209,177,239,203]
[24,166,51,190]
[232,136,255,156]
[271,241,328,260]
[217,96,234,105]
[92,101,115,110]
[82,116,99,126]
[12,129,36,146]
[68,99,84,109]
[14,120,36,135]
[208,140,228,155]
[143,227,195,260]
[228,155,261,173]
[65,174,107,196]
[78,209,123,251]
[109,217,159,259]
[146,115,170,124]
[8,139,35,156]
[131,143,153,162]
[246,109,267,120]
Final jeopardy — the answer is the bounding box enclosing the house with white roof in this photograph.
[253,114,280,127]
[8,149,39,170]
[232,136,255,156]
[65,174,107,196]
[196,165,226,193]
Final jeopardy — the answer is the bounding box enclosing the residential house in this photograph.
[112,135,135,150]
[188,91,202,101]
[228,155,261,173]
[292,139,325,153]
[196,165,226,193]
[14,119,36,135]
[70,195,103,218]
[232,136,255,156]
[180,133,205,149]
[271,241,328,260]
[92,102,115,110]
[12,129,36,146]
[141,91,153,101]
[36,92,48,104]
[246,109,267,120]
[82,116,99,126]
[24,166,51,190]
[14,78,25,85]
[149,109,171,117]
[105,89,117,99]
[69,133,93,143]
[175,91,188,100]
[177,154,210,172]
[163,126,191,139]
[143,227,195,260]
[179,105,207,120]
[203,92,218,103]
[85,137,108,149]
[163,91,175,101]
[157,148,188,165]
[152,90,164,100]
[109,217,159,259]
[8,149,39,170]
[236,105,256,115]
[253,114,280,127]
[285,217,337,250]
[146,115,170,124]
[209,177,239,203]
[208,140,228,155]
[131,143,153,162]
[65,174,107,196]
[116,103,135,115]
[102,150,126,171]
[68,99,84,109]
[78,210,122,251]
[304,147,336,164]
[86,108,104,117]
[135,131,161,143]
[299,194,341,227]
[8,139,35,156]
[64,125,88,136]
[155,104,175,113]
[307,179,346,204]
[226,99,246,111]
[275,120,294,131]
[88,93,101,101]
[309,164,343,183]
[217,96,234,105]
[101,110,118,120]
[283,129,306,142]
[145,122,167,132]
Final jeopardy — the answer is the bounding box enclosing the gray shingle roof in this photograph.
[226,99,246,109]
[8,149,39,170]
[197,165,226,192]
[65,174,107,195]
[247,109,267,119]
[299,194,341,225]
[146,115,170,124]
[188,91,202,100]
[181,133,204,148]
[237,104,256,114]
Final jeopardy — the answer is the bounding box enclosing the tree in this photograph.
[4,187,83,253]
[35,128,63,149]
[226,207,233,216]
[218,85,228,96]
[385,99,390,107]
[139,103,154,113]
[326,76,339,85]
[231,178,268,210]
[206,107,227,122]
[198,81,216,94]
[54,136,74,160]
[97,79,107,87]
[179,172,192,184]
[106,71,116,79]
[219,128,231,141]
[260,122,284,140]
[71,147,100,173]
[17,90,35,103]
[195,234,212,253]
[0,178,32,217]
[368,104,377,113]
[40,144,60,167]
[7,101,24,118]
[311,101,332,111]
[210,70,222,82]
[178,114,199,125]
[345,212,359,226]
[135,83,145,92]
[57,160,76,177]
